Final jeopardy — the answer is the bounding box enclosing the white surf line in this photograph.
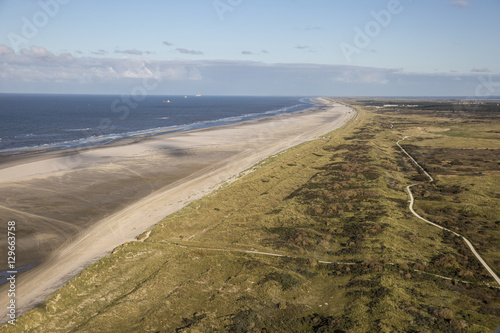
[397,136,500,286]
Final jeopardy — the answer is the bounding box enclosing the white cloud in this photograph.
[471,68,491,73]
[0,45,14,56]
[18,45,75,63]
[87,66,117,79]
[91,49,107,55]
[1,47,498,96]
[21,45,54,58]
[122,62,153,78]
[176,48,203,55]
[0,48,204,84]
[115,49,144,56]
[332,68,393,85]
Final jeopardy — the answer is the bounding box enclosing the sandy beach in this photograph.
[0,98,354,320]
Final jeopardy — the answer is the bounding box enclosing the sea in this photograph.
[0,94,316,156]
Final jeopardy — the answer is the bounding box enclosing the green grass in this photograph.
[3,99,500,332]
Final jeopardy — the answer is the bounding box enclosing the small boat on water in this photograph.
[163,100,170,103]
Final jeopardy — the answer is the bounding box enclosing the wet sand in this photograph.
[0,99,354,320]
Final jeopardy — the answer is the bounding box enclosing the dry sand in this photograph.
[0,99,354,320]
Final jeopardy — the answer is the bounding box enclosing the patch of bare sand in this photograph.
[0,99,354,321]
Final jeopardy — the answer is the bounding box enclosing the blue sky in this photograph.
[0,0,499,96]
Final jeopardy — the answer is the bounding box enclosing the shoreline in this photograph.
[0,97,316,166]
[0,98,355,321]
[0,102,322,181]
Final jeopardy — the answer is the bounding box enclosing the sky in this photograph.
[0,0,499,96]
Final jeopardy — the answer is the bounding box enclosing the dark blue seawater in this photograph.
[0,94,315,155]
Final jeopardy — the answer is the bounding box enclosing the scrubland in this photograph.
[3,99,499,332]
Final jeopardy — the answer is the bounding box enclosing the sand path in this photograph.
[397,136,500,286]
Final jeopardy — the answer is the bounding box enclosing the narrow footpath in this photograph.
[397,136,500,286]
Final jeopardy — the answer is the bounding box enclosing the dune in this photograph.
[0,98,354,321]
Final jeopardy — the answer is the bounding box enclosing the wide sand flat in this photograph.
[0,99,354,319]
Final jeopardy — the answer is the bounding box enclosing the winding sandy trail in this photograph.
[397,136,500,286]
[0,99,355,322]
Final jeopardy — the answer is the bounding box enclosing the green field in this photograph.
[3,99,500,332]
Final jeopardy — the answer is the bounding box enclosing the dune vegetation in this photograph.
[3,98,500,332]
